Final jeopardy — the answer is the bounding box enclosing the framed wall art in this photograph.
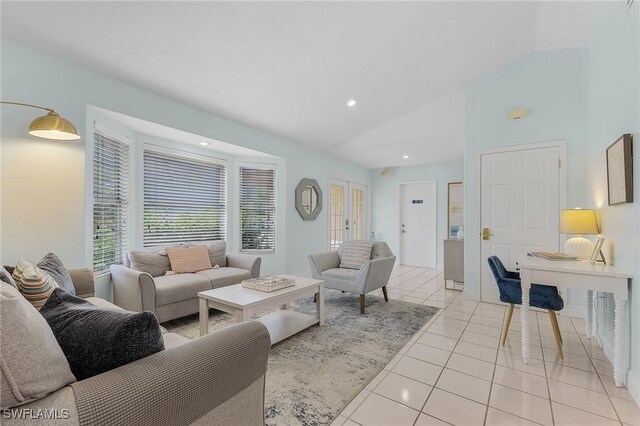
[606,134,633,205]
[447,182,464,239]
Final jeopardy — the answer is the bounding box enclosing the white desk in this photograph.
[516,254,632,387]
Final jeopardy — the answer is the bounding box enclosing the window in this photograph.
[239,166,276,253]
[92,131,129,274]
[143,150,226,246]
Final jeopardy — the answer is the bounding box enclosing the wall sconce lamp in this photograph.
[1,101,80,141]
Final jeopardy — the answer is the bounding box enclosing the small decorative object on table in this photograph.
[589,237,606,265]
[242,275,295,292]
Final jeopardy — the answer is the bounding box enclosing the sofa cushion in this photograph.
[12,259,59,310]
[165,245,213,273]
[196,267,252,289]
[339,240,373,270]
[0,266,15,287]
[37,252,76,296]
[321,267,359,282]
[0,283,76,409]
[154,273,212,306]
[198,240,227,268]
[40,289,165,381]
[128,248,173,277]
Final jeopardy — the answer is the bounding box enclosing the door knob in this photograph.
[482,228,494,240]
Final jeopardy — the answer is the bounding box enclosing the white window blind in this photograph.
[239,167,276,253]
[93,131,129,274]
[143,150,226,246]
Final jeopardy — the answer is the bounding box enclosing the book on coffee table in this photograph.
[241,276,296,292]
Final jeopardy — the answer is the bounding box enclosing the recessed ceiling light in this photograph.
[199,142,209,146]
[402,155,410,159]
[347,99,357,107]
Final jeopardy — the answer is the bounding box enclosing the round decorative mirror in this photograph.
[295,178,323,220]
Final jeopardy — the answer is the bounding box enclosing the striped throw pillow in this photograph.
[165,245,213,273]
[340,240,374,270]
[12,259,59,310]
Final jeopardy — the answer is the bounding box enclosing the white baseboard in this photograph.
[627,369,640,407]
[436,263,444,271]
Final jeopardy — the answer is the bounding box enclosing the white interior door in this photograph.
[400,181,437,268]
[329,179,368,251]
[480,146,561,303]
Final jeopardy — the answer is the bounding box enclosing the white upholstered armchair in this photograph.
[308,241,396,314]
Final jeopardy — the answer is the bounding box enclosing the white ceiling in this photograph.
[1,1,596,169]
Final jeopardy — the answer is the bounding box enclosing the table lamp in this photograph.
[560,208,600,258]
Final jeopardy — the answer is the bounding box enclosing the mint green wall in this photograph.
[464,1,640,394]
[585,1,639,392]
[464,47,588,302]
[0,40,369,298]
[370,161,464,268]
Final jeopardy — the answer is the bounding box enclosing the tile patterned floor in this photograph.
[331,266,640,426]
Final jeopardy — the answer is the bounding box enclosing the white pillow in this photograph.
[340,241,374,270]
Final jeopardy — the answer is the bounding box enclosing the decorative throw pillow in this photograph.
[40,289,165,381]
[0,283,76,409]
[165,245,213,273]
[0,266,15,287]
[340,240,374,270]
[37,252,75,296]
[11,259,59,310]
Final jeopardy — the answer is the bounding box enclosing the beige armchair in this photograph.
[308,241,396,314]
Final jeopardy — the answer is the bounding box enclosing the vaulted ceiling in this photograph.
[1,1,596,168]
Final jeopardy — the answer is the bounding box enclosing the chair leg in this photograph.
[382,286,389,302]
[502,304,514,346]
[548,310,564,359]
[360,294,366,314]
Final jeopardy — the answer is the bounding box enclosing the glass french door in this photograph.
[329,179,368,251]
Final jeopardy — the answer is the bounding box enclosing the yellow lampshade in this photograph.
[28,111,80,141]
[560,208,600,235]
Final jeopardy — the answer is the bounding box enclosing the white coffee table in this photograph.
[198,275,325,344]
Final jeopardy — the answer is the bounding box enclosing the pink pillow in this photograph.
[165,245,213,273]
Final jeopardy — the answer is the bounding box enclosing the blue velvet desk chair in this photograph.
[487,256,565,359]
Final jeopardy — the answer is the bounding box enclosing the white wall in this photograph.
[0,40,370,298]
[370,161,464,269]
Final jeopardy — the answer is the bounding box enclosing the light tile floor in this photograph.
[331,266,640,426]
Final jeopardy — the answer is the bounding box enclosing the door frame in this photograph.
[476,140,567,302]
[397,179,438,267]
[327,177,371,250]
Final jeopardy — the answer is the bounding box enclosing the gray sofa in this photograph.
[111,241,260,322]
[308,241,396,314]
[2,268,270,426]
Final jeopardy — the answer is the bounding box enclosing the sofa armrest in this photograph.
[308,251,340,277]
[356,256,397,294]
[110,265,156,313]
[69,321,270,426]
[226,253,261,278]
[68,267,95,298]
